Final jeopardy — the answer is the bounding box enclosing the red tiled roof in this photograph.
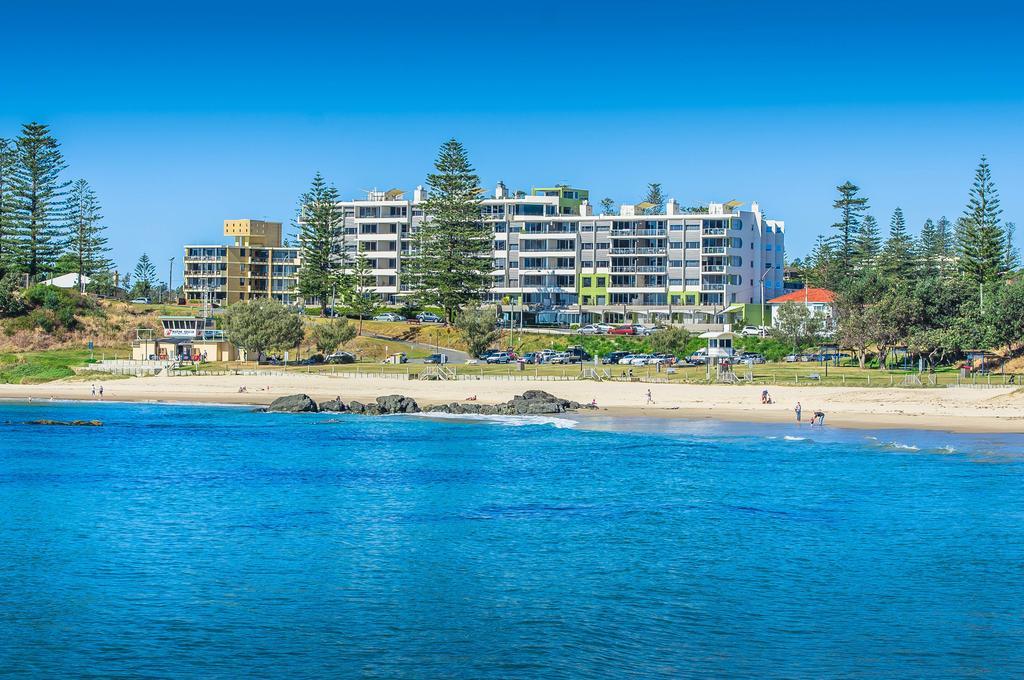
[767,287,836,304]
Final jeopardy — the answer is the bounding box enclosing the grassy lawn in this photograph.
[0,349,97,384]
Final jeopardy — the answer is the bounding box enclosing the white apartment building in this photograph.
[335,184,785,324]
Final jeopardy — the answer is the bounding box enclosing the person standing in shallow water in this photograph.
[795,401,802,423]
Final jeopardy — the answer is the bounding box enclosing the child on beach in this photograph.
[795,402,802,422]
[645,389,654,405]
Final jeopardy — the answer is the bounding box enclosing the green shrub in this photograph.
[0,274,26,318]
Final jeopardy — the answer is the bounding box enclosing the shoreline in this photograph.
[1,374,1022,435]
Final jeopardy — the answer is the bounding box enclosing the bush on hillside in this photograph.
[0,274,26,318]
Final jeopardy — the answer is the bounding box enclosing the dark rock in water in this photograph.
[267,394,318,413]
[320,398,348,412]
[348,401,365,414]
[426,404,451,413]
[27,419,103,427]
[363,403,381,416]
[375,394,420,414]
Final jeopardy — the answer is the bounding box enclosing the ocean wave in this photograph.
[783,435,806,441]
[410,412,578,429]
[883,442,921,451]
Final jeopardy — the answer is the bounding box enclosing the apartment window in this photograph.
[596,261,609,269]
[493,222,507,233]
[669,260,683,267]
[685,278,699,286]
[582,261,593,268]
[597,242,609,250]
[685,259,698,267]
[239,278,245,286]
[582,277,592,287]
[581,224,594,232]
[596,276,606,287]
[669,278,683,286]
[582,243,593,250]
[685,241,699,249]
[669,241,683,249]
[494,240,506,250]
[765,244,773,251]
[670,223,684,231]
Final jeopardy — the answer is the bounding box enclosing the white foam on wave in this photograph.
[885,442,920,451]
[410,412,578,429]
[783,435,806,441]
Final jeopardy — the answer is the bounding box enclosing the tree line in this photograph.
[0,123,112,286]
[792,156,1023,368]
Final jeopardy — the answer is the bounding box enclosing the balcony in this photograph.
[610,247,664,255]
[611,266,665,273]
[702,283,725,291]
[702,247,726,254]
[702,265,725,272]
[702,227,727,236]
[610,228,666,237]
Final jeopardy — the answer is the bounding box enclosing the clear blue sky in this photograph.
[2,0,1022,278]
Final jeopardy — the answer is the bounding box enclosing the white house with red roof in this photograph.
[766,287,836,328]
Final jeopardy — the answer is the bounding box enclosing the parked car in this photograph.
[608,325,637,335]
[416,312,442,323]
[577,324,604,335]
[130,297,150,304]
[424,353,448,364]
[564,345,592,362]
[373,312,406,322]
[548,352,573,364]
[739,353,766,364]
[603,351,632,365]
[326,351,356,364]
[649,354,676,365]
[521,352,538,364]
[740,325,768,337]
[486,352,513,364]
[687,349,708,365]
[631,325,653,336]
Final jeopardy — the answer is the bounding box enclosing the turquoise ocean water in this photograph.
[1,400,1022,678]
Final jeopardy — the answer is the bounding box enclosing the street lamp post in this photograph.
[759,268,771,333]
[168,257,175,304]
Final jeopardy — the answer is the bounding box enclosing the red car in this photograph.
[608,325,636,335]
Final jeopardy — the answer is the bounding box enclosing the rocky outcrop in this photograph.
[376,394,420,414]
[267,394,319,413]
[260,391,589,417]
[26,419,103,427]
[319,398,348,412]
[425,390,594,415]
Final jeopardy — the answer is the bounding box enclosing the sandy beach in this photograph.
[2,373,1022,434]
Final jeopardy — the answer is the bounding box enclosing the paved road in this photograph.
[364,333,471,364]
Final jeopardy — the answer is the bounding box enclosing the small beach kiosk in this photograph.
[132,316,239,362]
[698,329,738,382]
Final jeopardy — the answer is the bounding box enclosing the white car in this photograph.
[373,312,406,322]
[577,324,604,335]
[740,325,768,337]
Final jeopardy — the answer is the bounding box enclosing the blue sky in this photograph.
[2,0,1022,277]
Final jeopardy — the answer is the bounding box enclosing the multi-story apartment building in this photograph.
[335,183,785,325]
[183,219,300,306]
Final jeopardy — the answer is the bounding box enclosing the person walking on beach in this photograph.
[646,389,654,405]
[98,385,104,400]
[91,384,96,398]
[795,401,802,423]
